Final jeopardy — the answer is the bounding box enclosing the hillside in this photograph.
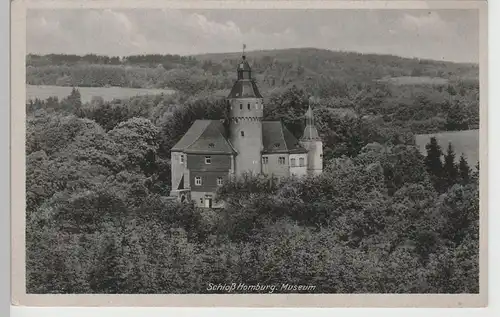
[26,48,480,138]
[26,48,479,92]
[193,47,479,80]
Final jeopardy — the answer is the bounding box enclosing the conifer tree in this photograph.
[443,143,459,189]
[458,154,471,185]
[425,137,443,174]
[425,137,444,191]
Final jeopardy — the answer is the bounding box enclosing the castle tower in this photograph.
[227,52,264,176]
[300,104,323,175]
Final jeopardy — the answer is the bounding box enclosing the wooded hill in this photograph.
[26,48,478,91]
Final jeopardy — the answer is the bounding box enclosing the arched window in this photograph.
[240,104,243,110]
[247,103,251,110]
[291,158,296,167]
[299,157,305,167]
[241,131,245,137]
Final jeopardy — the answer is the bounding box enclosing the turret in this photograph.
[299,104,323,175]
[227,52,264,176]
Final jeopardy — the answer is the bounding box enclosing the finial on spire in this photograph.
[242,43,247,59]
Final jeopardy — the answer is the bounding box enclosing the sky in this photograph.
[27,9,479,63]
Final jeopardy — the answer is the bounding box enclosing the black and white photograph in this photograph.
[12,0,487,307]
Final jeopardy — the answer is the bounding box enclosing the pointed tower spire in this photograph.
[301,98,320,140]
[300,90,323,175]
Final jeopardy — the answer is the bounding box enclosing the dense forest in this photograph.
[26,50,480,293]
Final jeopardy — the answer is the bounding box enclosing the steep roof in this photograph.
[227,54,263,99]
[227,80,263,98]
[301,105,321,140]
[262,121,308,154]
[171,120,236,154]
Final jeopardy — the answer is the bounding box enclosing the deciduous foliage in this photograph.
[25,57,479,294]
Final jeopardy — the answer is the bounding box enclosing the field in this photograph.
[26,84,176,104]
[415,129,479,166]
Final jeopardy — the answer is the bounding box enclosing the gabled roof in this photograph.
[171,120,236,154]
[262,121,308,154]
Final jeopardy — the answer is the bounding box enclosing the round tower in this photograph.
[300,104,323,175]
[227,54,264,176]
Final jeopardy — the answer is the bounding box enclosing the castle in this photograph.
[170,53,323,208]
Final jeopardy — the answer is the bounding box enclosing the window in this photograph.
[205,156,211,164]
[217,177,223,186]
[291,158,296,167]
[278,157,286,165]
[241,131,245,137]
[247,103,251,110]
[195,176,202,186]
[180,154,184,164]
[240,104,243,110]
[320,154,323,159]
[200,198,203,204]
[274,143,280,148]
[262,157,268,164]
[299,157,305,167]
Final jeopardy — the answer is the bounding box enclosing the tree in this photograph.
[458,154,471,185]
[424,137,445,192]
[445,101,469,131]
[264,85,310,138]
[89,235,127,293]
[443,143,459,189]
[108,117,160,173]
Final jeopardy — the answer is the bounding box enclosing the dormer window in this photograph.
[274,143,280,148]
[208,143,215,148]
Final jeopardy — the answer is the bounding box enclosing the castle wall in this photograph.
[289,153,308,177]
[228,98,264,176]
[228,98,264,118]
[300,140,323,175]
[187,154,231,192]
[191,191,224,209]
[171,151,186,190]
[187,154,231,171]
[189,170,230,193]
[262,153,290,178]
